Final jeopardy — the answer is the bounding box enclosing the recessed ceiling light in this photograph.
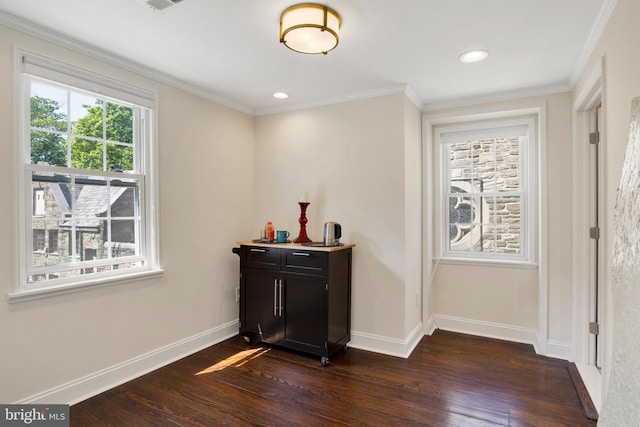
[273,92,289,99]
[459,50,489,64]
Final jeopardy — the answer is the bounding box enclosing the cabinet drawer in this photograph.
[284,249,327,275]
[244,246,280,269]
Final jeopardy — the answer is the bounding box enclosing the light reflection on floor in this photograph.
[195,347,270,375]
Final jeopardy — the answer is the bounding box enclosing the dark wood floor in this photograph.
[71,330,594,426]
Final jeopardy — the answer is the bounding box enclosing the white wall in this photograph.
[0,25,255,403]
[255,93,423,354]
[403,96,424,339]
[573,0,640,424]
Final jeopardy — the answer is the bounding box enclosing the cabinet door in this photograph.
[242,268,282,343]
[282,275,327,355]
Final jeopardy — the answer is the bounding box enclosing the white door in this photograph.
[588,104,603,369]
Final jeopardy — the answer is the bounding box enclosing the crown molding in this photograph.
[255,84,414,116]
[422,82,570,112]
[0,10,254,115]
[568,0,618,88]
[404,85,424,110]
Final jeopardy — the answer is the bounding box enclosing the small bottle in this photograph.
[265,221,275,242]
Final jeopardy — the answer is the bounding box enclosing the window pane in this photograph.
[495,138,520,191]
[30,130,68,166]
[30,82,68,166]
[71,95,103,137]
[78,220,109,261]
[31,220,71,267]
[69,91,98,123]
[107,143,134,172]
[109,220,138,257]
[33,228,45,251]
[449,193,485,252]
[107,178,140,256]
[106,102,133,143]
[494,195,521,226]
[110,179,138,217]
[481,225,521,254]
[449,142,472,181]
[71,138,104,170]
[30,82,68,132]
[496,162,520,192]
[48,230,59,253]
[31,172,72,218]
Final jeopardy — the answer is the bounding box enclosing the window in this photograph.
[33,229,45,251]
[13,50,161,300]
[33,188,45,216]
[435,117,537,264]
[48,230,59,253]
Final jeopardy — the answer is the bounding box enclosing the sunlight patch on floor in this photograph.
[195,347,270,375]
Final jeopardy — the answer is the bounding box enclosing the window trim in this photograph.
[10,49,162,302]
[433,115,539,267]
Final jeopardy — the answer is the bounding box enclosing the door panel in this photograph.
[243,268,282,343]
[588,104,602,368]
[282,275,327,353]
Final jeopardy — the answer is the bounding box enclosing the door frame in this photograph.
[572,59,605,367]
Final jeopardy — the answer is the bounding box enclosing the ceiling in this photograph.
[0,0,612,115]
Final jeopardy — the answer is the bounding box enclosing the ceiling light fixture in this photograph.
[273,92,289,99]
[279,3,341,55]
[459,50,489,64]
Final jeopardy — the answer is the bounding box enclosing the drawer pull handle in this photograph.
[250,248,267,253]
[291,252,310,256]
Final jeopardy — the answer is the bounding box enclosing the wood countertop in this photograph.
[238,240,355,252]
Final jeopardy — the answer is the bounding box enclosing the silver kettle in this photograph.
[323,222,342,246]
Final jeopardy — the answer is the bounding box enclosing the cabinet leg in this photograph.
[321,356,330,367]
[243,336,251,344]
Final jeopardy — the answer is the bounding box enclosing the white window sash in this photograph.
[13,50,160,300]
[436,117,536,264]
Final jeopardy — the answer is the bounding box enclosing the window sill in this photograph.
[7,268,164,303]
[434,257,538,270]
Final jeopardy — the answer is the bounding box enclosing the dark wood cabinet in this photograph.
[234,243,353,366]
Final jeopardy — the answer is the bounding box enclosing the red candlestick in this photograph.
[293,202,312,243]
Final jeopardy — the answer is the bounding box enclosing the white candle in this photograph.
[299,189,309,203]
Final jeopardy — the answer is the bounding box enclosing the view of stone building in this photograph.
[448,137,522,254]
[30,176,137,282]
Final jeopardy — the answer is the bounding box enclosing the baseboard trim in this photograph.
[349,321,424,358]
[433,315,574,360]
[434,314,539,349]
[575,362,602,414]
[423,315,437,336]
[18,320,239,405]
[545,340,573,361]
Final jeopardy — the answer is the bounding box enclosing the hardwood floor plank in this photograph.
[71,330,595,426]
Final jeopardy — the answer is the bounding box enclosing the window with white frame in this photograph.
[435,117,537,264]
[14,50,160,298]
